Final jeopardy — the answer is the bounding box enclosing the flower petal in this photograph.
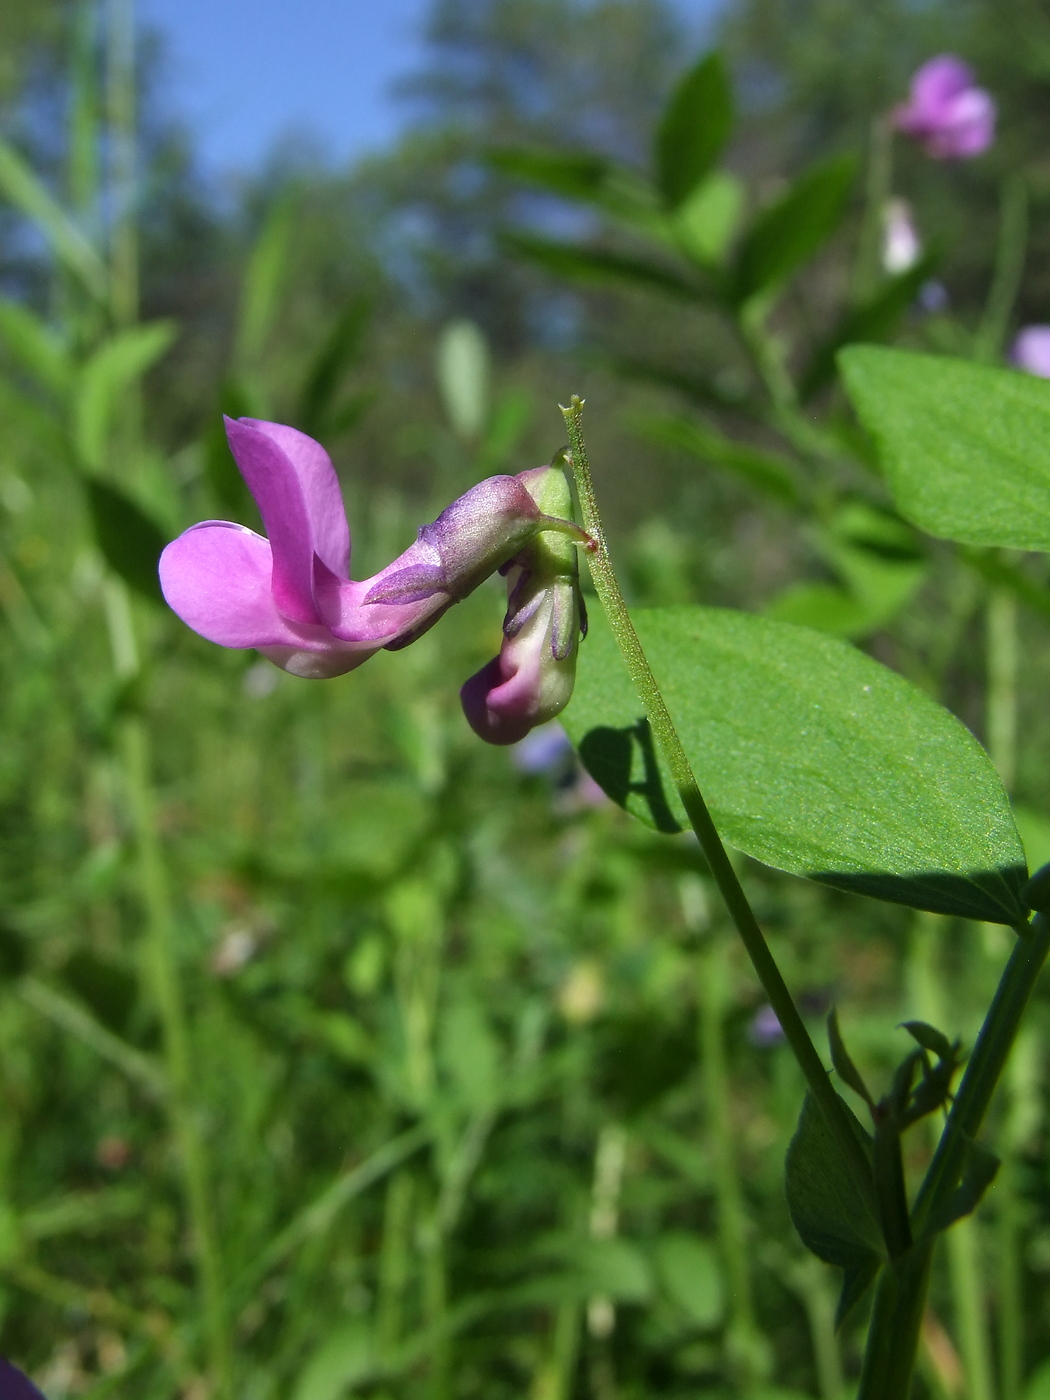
[239,418,350,578]
[160,521,333,649]
[223,418,320,624]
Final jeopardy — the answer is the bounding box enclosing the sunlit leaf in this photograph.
[73,321,177,471]
[564,606,1029,923]
[673,170,744,267]
[841,346,1050,551]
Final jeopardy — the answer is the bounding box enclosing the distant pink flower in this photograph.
[461,463,586,745]
[161,418,584,682]
[1010,326,1050,379]
[894,55,995,159]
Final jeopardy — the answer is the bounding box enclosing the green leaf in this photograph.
[297,296,370,439]
[293,1320,374,1400]
[634,412,799,505]
[564,606,1028,923]
[0,299,72,396]
[800,252,938,401]
[654,1232,725,1329]
[732,155,856,305]
[673,170,744,267]
[570,1237,654,1302]
[841,346,1050,551]
[501,231,704,301]
[922,1136,1000,1238]
[487,148,657,228]
[765,583,875,639]
[785,1094,882,1324]
[84,478,166,603]
[436,319,489,441]
[235,191,297,370]
[827,1011,874,1105]
[901,1020,954,1062]
[0,138,107,300]
[655,52,733,211]
[73,322,177,471]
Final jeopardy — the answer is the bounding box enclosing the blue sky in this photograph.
[139,0,432,172]
[139,0,720,175]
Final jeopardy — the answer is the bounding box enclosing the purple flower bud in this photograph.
[1010,326,1050,379]
[461,462,587,745]
[894,55,995,160]
[160,419,586,679]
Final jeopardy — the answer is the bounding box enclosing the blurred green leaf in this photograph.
[84,477,166,602]
[0,137,107,300]
[635,412,799,504]
[571,1237,654,1301]
[673,170,744,267]
[1023,1359,1050,1400]
[298,296,370,439]
[565,606,1029,922]
[785,1094,882,1323]
[0,299,72,395]
[732,155,856,305]
[654,1232,725,1328]
[501,231,704,300]
[827,1011,874,1105]
[235,191,297,370]
[800,251,939,400]
[436,319,489,441]
[841,346,1050,551]
[293,1320,374,1400]
[654,52,734,211]
[765,582,873,639]
[73,321,177,471]
[488,147,658,228]
[439,998,501,1110]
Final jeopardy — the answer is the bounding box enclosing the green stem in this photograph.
[105,0,138,328]
[974,176,1027,366]
[946,1218,995,1400]
[120,715,233,1395]
[913,914,1050,1234]
[697,941,765,1382]
[856,1242,933,1400]
[560,395,870,1193]
[851,115,894,305]
[858,914,1050,1399]
[986,584,1018,792]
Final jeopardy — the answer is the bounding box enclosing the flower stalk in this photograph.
[559,395,870,1191]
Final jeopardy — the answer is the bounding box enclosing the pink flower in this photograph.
[461,462,587,745]
[894,55,995,159]
[160,418,584,680]
[1010,326,1050,379]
